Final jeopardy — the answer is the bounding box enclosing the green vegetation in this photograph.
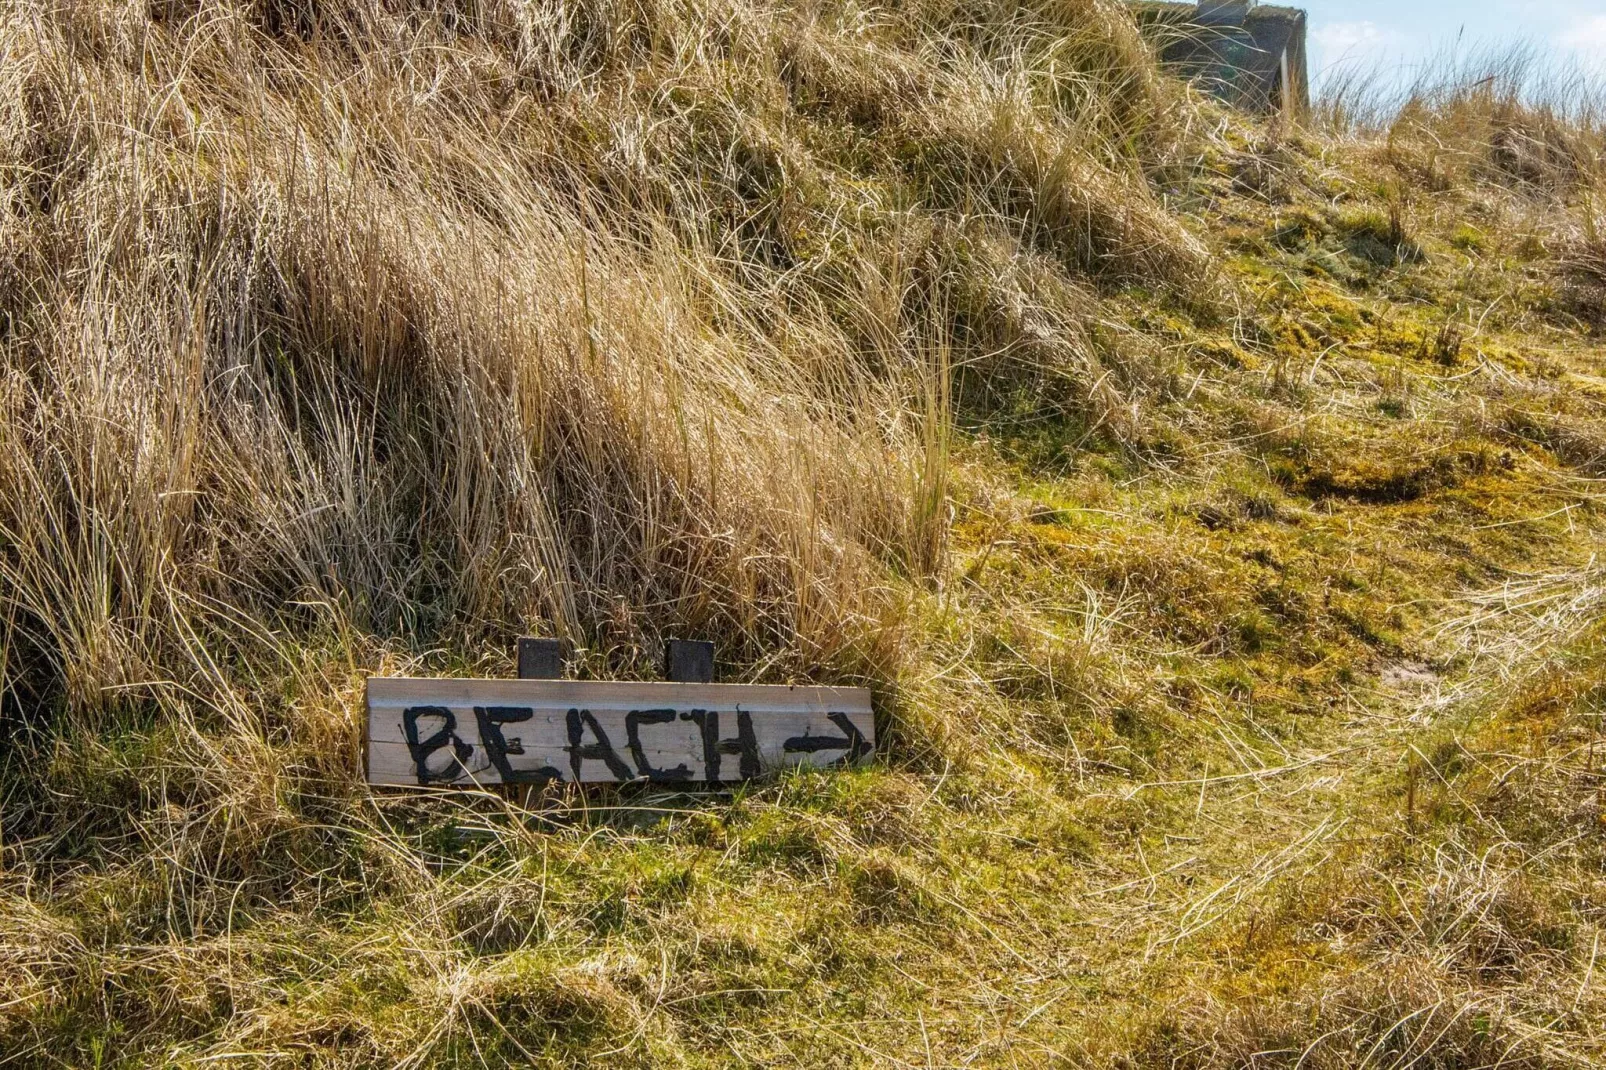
[1,0,1604,1065]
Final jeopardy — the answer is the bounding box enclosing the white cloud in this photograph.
[1309,20,1408,79]
[1555,14,1606,74]
[1313,21,1392,56]
[1558,14,1606,51]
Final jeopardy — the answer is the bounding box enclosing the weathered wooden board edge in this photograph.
[366,677,873,706]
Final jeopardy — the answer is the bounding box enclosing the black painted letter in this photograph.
[474,706,562,784]
[680,708,761,782]
[565,708,634,781]
[625,709,692,781]
[403,706,473,785]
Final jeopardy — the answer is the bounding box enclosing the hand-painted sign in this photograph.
[365,678,874,786]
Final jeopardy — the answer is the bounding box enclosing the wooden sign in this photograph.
[365,678,874,786]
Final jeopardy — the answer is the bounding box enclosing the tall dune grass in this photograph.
[1314,42,1604,187]
[0,0,1205,730]
[0,1,1212,1058]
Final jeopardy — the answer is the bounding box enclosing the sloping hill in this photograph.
[1,1,1604,1064]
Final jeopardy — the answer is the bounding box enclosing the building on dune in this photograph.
[1136,1,1310,118]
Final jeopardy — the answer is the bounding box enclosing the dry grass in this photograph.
[2,2,1606,1066]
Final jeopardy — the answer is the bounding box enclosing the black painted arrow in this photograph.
[782,712,871,764]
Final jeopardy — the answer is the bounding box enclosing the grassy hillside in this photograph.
[1,0,1604,1064]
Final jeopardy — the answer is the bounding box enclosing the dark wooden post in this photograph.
[664,639,714,683]
[512,638,564,808]
[517,637,564,679]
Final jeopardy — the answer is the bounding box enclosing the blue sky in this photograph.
[1304,0,1606,89]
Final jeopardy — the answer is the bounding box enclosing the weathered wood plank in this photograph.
[365,678,873,787]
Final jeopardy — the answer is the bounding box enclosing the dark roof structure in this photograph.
[1135,2,1309,117]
